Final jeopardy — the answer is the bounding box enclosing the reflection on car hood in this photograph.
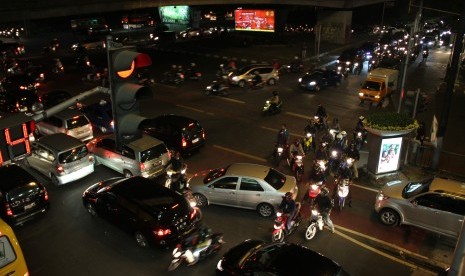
[279,175,298,193]
[380,180,406,199]
[222,240,264,268]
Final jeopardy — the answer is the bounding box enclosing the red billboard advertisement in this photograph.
[234,9,275,32]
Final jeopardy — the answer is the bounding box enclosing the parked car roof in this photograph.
[37,133,84,152]
[0,163,37,191]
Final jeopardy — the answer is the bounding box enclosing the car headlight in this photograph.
[232,76,239,81]
[309,81,316,86]
[359,92,364,97]
[337,66,342,70]
[206,86,212,89]
[345,61,351,65]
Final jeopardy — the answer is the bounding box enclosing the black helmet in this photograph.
[284,192,293,200]
[273,91,279,96]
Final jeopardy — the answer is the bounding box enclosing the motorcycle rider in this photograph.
[251,70,263,87]
[166,151,186,192]
[321,129,334,145]
[416,121,426,146]
[290,55,303,72]
[268,90,281,113]
[182,224,212,265]
[313,187,335,233]
[315,104,328,129]
[422,48,429,62]
[277,124,289,146]
[345,142,360,179]
[217,64,228,78]
[315,142,329,161]
[165,64,178,82]
[354,116,367,143]
[329,118,341,140]
[289,138,305,169]
[304,119,317,151]
[278,192,298,232]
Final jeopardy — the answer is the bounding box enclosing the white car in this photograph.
[189,163,298,217]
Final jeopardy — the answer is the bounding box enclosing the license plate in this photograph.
[24,202,36,210]
[192,138,199,143]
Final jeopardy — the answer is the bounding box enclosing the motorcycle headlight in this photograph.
[359,92,364,97]
[345,61,351,65]
[347,158,353,165]
[190,200,197,208]
[206,86,211,89]
[296,155,303,160]
[337,66,342,70]
[266,100,270,104]
[217,259,224,271]
[173,247,181,257]
[276,212,282,217]
[332,150,337,157]
[309,81,316,86]
[306,133,311,138]
[354,62,359,66]
[311,209,318,215]
[298,78,302,82]
[277,147,283,153]
[357,132,362,137]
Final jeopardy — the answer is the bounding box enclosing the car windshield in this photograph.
[6,182,41,203]
[244,244,282,270]
[362,81,381,91]
[402,178,433,198]
[264,168,286,190]
[140,144,167,163]
[66,116,89,129]
[58,145,89,163]
[203,167,227,184]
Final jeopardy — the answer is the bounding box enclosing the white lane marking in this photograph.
[352,183,380,193]
[213,145,267,162]
[285,112,312,120]
[176,104,214,116]
[219,97,245,104]
[260,126,304,138]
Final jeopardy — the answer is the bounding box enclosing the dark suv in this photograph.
[0,164,49,226]
[82,176,201,247]
[141,114,206,155]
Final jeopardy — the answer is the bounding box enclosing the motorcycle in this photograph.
[302,132,313,154]
[137,73,155,86]
[273,144,286,167]
[352,61,362,75]
[168,232,224,271]
[313,116,326,131]
[248,78,266,89]
[279,62,304,74]
[354,131,364,150]
[336,62,351,77]
[304,207,325,240]
[334,177,351,212]
[271,203,302,242]
[184,68,202,81]
[205,80,228,96]
[422,50,428,62]
[162,71,184,85]
[288,154,304,183]
[262,99,282,115]
[328,147,342,175]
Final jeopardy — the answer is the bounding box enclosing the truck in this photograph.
[358,68,399,104]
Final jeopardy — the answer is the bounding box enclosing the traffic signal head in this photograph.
[110,47,152,148]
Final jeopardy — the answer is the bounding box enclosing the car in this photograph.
[87,134,170,178]
[35,108,94,141]
[71,37,106,51]
[82,100,113,134]
[298,69,343,91]
[0,89,39,114]
[375,56,402,70]
[357,41,379,60]
[0,218,29,275]
[39,90,80,110]
[0,74,40,93]
[0,164,49,226]
[178,27,202,39]
[189,163,298,217]
[26,133,95,185]
[82,176,201,247]
[228,64,279,88]
[375,177,465,239]
[216,240,349,275]
[336,48,362,67]
[141,114,205,155]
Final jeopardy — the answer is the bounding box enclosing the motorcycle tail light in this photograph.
[56,166,64,174]
[182,138,187,148]
[277,147,283,153]
[154,228,171,236]
[139,162,145,171]
[5,203,13,216]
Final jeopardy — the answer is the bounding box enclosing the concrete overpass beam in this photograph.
[316,10,352,45]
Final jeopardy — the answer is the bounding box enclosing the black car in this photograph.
[0,89,39,114]
[357,42,379,60]
[298,69,342,91]
[0,74,39,93]
[82,176,201,247]
[0,164,49,226]
[141,114,206,155]
[216,240,350,276]
[39,90,79,110]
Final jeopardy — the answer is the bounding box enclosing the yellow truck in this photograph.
[358,68,399,104]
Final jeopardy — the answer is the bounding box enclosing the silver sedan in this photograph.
[189,163,298,217]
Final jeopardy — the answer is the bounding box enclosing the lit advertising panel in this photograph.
[234,9,275,32]
[377,137,402,173]
[159,6,190,25]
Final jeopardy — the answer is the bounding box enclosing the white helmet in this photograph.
[359,116,365,121]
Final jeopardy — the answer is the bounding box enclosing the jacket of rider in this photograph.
[279,198,296,214]
[314,194,333,214]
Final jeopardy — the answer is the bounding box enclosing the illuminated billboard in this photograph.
[234,9,275,32]
[377,137,402,174]
[159,6,190,25]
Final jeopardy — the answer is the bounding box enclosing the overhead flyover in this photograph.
[1,0,387,23]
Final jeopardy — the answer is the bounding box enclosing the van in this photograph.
[26,133,95,185]
[0,218,28,276]
[229,64,279,88]
[35,109,94,142]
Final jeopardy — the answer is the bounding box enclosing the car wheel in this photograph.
[257,203,274,217]
[238,80,246,88]
[379,208,400,226]
[51,174,59,185]
[134,231,149,248]
[194,193,208,207]
[268,78,276,85]
[100,126,107,133]
[86,203,97,216]
[314,85,321,92]
[123,170,133,178]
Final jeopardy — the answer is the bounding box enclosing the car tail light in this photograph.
[179,74,184,79]
[167,150,172,159]
[182,138,187,149]
[56,166,64,174]
[40,73,45,79]
[88,155,94,163]
[44,189,49,201]
[190,207,198,220]
[154,228,171,236]
[5,203,13,216]
[202,131,206,140]
[110,120,114,128]
[139,162,145,171]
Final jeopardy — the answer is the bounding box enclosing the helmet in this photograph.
[294,139,300,146]
[336,133,342,140]
[284,192,293,200]
[273,91,279,96]
[321,187,329,196]
[359,116,365,121]
[341,131,347,136]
